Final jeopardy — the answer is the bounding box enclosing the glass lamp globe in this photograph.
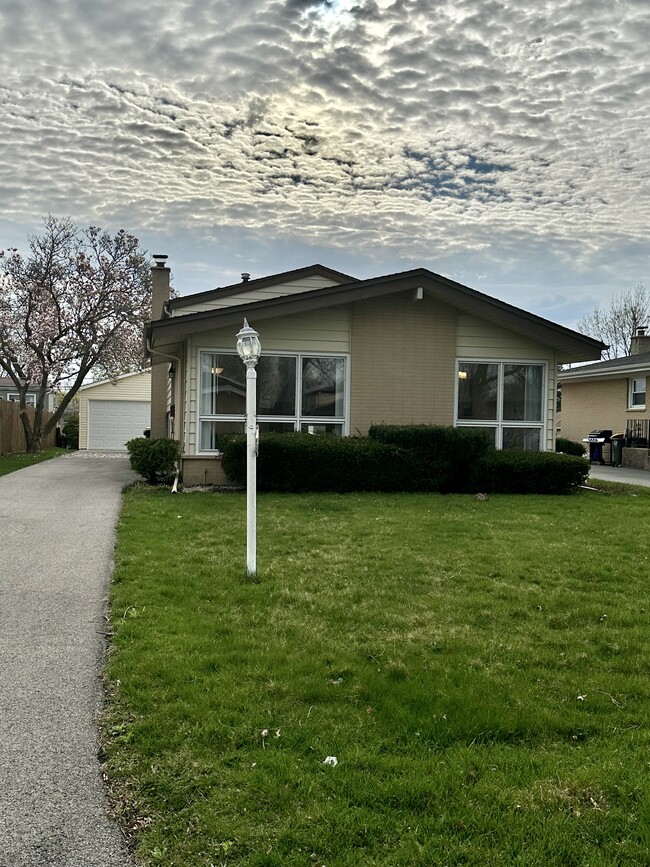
[236,319,261,363]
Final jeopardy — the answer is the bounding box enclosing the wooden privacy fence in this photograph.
[0,401,56,454]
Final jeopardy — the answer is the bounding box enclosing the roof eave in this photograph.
[150,268,605,361]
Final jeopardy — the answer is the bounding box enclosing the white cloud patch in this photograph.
[0,0,648,308]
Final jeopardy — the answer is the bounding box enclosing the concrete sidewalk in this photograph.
[0,453,136,867]
[587,464,650,487]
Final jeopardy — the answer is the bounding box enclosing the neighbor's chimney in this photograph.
[630,326,650,356]
[241,272,250,283]
[151,254,171,320]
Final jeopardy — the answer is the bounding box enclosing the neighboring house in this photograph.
[145,260,604,485]
[558,328,650,468]
[78,370,151,451]
[0,377,56,411]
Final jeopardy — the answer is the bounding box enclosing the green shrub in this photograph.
[126,437,181,485]
[60,413,79,449]
[221,427,588,495]
[369,424,493,492]
[221,433,419,493]
[555,437,586,457]
[470,450,589,494]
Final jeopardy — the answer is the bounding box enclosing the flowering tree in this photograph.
[0,216,151,452]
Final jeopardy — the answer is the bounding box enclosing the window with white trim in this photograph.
[629,377,646,409]
[8,392,36,406]
[199,351,348,451]
[456,361,546,450]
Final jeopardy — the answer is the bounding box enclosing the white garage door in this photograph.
[88,400,151,450]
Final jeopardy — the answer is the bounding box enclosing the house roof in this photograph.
[559,350,650,382]
[168,264,355,311]
[147,266,606,364]
[79,369,151,392]
[0,376,38,391]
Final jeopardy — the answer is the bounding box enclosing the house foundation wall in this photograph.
[622,448,650,471]
[181,455,229,486]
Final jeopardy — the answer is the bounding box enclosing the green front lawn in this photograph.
[105,486,650,866]
[0,447,69,477]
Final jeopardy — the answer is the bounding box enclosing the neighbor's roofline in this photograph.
[79,368,151,391]
[559,358,650,382]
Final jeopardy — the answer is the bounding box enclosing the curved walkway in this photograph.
[0,452,136,867]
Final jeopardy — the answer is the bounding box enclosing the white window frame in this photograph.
[455,359,547,450]
[8,392,36,406]
[197,348,351,453]
[628,376,646,410]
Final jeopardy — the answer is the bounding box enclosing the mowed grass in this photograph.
[105,486,650,866]
[0,447,68,476]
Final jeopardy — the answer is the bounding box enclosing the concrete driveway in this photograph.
[0,452,136,867]
[588,464,650,487]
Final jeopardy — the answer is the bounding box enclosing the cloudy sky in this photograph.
[1,0,648,327]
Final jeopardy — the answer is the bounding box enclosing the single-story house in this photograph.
[0,377,56,411]
[78,370,151,451]
[145,259,605,485]
[558,328,650,469]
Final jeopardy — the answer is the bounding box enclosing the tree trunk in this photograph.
[19,409,42,453]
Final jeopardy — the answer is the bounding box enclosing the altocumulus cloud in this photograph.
[0,0,648,312]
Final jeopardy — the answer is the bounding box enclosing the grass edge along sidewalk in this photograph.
[0,447,68,477]
[103,486,650,866]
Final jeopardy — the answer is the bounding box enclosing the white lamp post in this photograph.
[236,319,261,577]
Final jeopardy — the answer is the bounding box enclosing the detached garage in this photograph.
[78,370,151,451]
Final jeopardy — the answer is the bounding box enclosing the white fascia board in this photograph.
[559,363,650,383]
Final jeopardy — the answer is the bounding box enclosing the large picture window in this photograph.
[199,351,348,451]
[456,361,546,450]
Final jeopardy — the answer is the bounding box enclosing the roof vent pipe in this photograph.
[241,272,250,283]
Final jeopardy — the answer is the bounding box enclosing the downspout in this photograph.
[147,337,183,490]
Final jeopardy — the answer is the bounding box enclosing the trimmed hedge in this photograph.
[126,437,181,485]
[555,436,586,457]
[470,449,589,494]
[220,427,589,495]
[221,433,419,493]
[369,424,493,492]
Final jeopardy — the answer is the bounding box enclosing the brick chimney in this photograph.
[630,326,650,356]
[151,254,171,319]
[150,254,172,439]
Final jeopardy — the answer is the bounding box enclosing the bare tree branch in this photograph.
[577,284,650,360]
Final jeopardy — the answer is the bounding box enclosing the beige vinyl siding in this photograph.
[457,315,555,360]
[172,275,345,316]
[457,315,557,451]
[350,293,457,435]
[78,371,151,449]
[185,306,351,453]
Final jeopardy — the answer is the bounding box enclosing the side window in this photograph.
[630,377,646,408]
